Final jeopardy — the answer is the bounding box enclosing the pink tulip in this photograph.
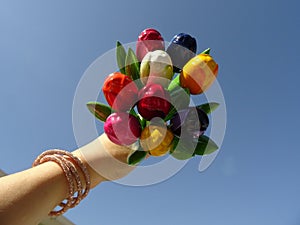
[104,112,141,145]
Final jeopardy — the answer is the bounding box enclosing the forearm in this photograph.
[0,133,132,225]
[0,162,70,225]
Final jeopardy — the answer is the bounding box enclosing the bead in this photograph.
[33,149,91,216]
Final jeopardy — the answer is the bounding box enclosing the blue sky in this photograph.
[1,0,300,224]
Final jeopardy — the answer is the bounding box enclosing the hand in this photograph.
[73,133,136,188]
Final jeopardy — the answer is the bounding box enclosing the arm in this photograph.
[0,133,134,225]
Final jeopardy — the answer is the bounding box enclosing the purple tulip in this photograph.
[170,107,209,138]
[166,33,197,73]
[104,112,141,145]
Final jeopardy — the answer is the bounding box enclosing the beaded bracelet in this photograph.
[33,149,91,216]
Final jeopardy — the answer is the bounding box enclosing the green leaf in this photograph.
[167,74,181,92]
[139,115,147,129]
[164,106,177,122]
[125,48,143,89]
[127,148,147,165]
[86,101,112,122]
[201,48,211,55]
[129,108,146,129]
[169,135,180,154]
[169,86,190,110]
[196,102,219,114]
[125,48,140,80]
[170,136,195,160]
[116,41,126,74]
[129,107,138,117]
[193,135,219,156]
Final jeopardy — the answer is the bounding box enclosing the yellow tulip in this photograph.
[180,53,218,94]
[140,125,174,156]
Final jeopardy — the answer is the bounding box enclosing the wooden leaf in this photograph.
[196,102,219,114]
[116,41,126,74]
[127,149,147,165]
[125,48,140,81]
[86,101,112,122]
[193,135,219,155]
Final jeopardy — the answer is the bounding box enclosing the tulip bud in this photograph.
[166,33,197,73]
[136,28,165,62]
[137,83,171,121]
[104,112,142,146]
[170,107,209,138]
[180,53,218,94]
[102,72,138,111]
[140,50,173,87]
[140,124,174,156]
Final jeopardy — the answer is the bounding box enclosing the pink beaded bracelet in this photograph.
[33,149,91,216]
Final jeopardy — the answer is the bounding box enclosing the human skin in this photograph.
[0,133,134,225]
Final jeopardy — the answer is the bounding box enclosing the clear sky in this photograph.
[1,0,300,224]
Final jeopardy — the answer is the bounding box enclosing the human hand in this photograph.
[73,133,136,188]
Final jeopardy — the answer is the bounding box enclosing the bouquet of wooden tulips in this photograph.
[87,28,220,165]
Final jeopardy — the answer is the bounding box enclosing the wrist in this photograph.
[76,133,135,184]
[72,149,105,188]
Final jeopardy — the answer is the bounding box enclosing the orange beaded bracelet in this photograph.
[33,150,91,216]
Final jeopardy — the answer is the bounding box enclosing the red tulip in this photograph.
[137,83,171,121]
[102,72,138,111]
[136,28,165,62]
[104,112,142,145]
